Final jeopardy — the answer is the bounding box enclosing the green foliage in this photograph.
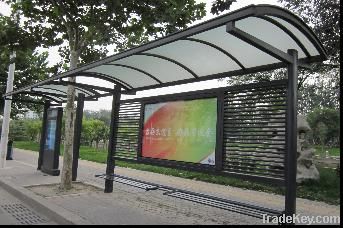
[0,14,38,51]
[222,1,340,115]
[24,120,41,141]
[314,146,340,157]
[279,0,340,64]
[0,48,52,117]
[210,0,235,15]
[297,68,340,114]
[8,119,28,141]
[2,119,42,142]
[307,108,340,146]
[279,0,340,114]
[6,0,206,67]
[84,109,111,125]
[1,14,55,117]
[297,166,340,205]
[81,119,109,149]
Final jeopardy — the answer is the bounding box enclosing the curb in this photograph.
[0,178,90,225]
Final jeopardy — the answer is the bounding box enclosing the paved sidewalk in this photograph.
[0,148,340,225]
[0,186,57,225]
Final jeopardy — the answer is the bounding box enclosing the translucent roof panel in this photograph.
[85,65,160,88]
[145,39,242,76]
[113,55,195,82]
[267,16,319,56]
[235,17,308,58]
[5,4,327,100]
[190,26,279,68]
[33,85,95,96]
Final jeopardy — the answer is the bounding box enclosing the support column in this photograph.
[215,91,225,171]
[104,85,121,193]
[38,100,50,170]
[285,49,298,219]
[72,93,85,181]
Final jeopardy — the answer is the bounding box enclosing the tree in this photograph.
[84,109,111,125]
[89,119,109,150]
[0,15,53,117]
[315,121,328,157]
[24,120,41,142]
[8,119,28,141]
[279,0,340,65]
[210,0,235,15]
[278,0,340,114]
[5,0,206,190]
[307,108,340,147]
[297,69,339,114]
[220,1,340,115]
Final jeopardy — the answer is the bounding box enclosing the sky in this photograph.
[0,0,282,111]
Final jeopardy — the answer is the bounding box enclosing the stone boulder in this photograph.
[296,115,320,183]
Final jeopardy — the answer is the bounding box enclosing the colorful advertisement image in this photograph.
[142,98,217,165]
[45,120,56,151]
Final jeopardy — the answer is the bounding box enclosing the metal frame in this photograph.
[2,5,326,97]
[37,100,50,170]
[106,78,294,221]
[72,93,85,181]
[285,49,298,218]
[114,80,288,186]
[3,5,326,223]
[137,93,219,167]
[104,85,122,193]
[226,22,293,63]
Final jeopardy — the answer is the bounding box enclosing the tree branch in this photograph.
[50,0,75,49]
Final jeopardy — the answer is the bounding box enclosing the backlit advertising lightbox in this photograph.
[41,107,63,176]
[142,98,217,165]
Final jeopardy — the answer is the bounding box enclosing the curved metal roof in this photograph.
[4,4,327,100]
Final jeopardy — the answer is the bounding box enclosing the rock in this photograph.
[296,116,320,183]
[297,115,311,133]
[263,113,320,183]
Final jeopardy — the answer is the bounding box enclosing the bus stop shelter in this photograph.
[3,4,327,221]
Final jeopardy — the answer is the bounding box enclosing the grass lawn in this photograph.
[314,146,340,157]
[14,141,340,205]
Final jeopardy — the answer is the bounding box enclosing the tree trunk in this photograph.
[60,49,78,190]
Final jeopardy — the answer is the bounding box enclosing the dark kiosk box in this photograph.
[41,107,63,176]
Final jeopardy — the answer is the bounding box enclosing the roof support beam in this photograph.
[73,72,133,90]
[17,91,63,103]
[226,22,294,64]
[56,81,114,93]
[29,90,68,99]
[137,53,199,78]
[33,87,68,96]
[87,92,113,100]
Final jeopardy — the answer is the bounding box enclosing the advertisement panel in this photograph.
[142,98,217,165]
[45,119,57,151]
[41,108,62,176]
